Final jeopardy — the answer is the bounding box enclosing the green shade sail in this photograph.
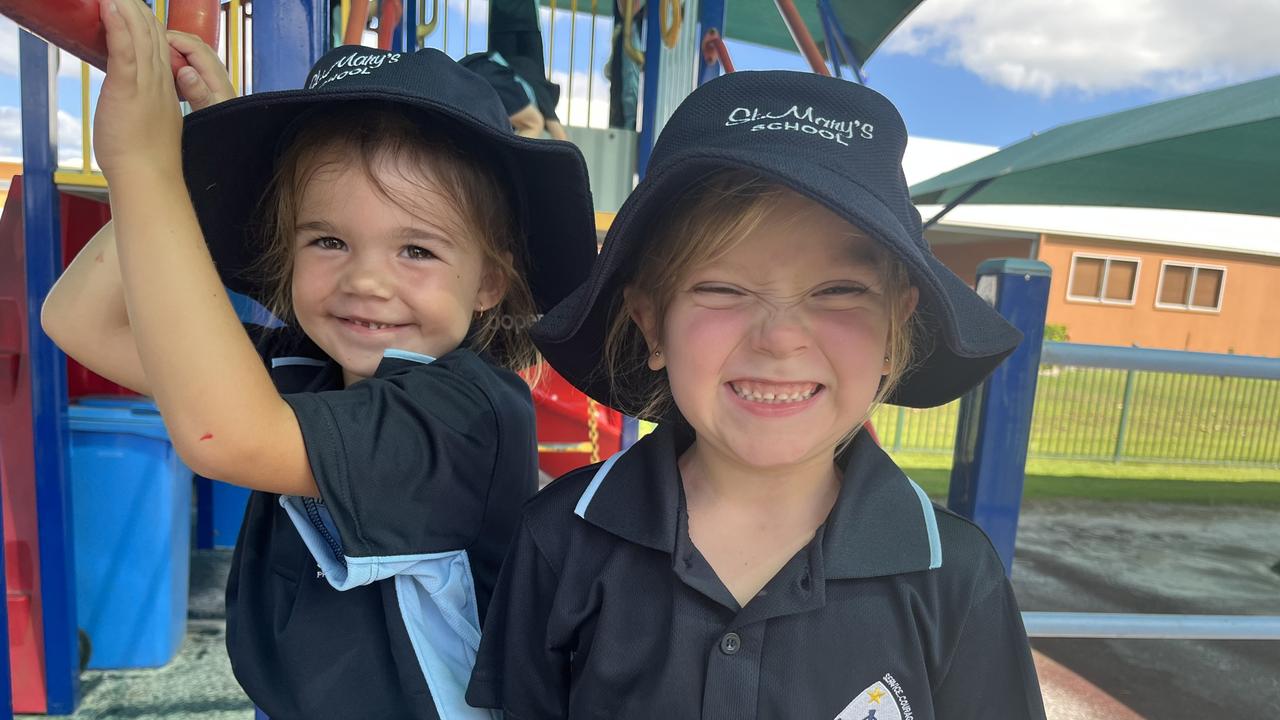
[539,0,923,66]
[911,74,1280,217]
[816,0,926,67]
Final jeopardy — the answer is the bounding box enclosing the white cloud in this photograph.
[0,105,20,155]
[57,107,84,163]
[903,136,996,186]
[0,16,106,79]
[0,104,88,164]
[0,19,18,76]
[550,68,614,129]
[884,0,1280,97]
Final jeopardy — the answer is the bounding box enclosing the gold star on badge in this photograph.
[867,688,885,704]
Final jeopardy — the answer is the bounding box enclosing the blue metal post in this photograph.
[389,0,410,53]
[815,0,866,83]
[696,0,727,86]
[253,0,328,91]
[403,0,419,52]
[20,30,79,715]
[635,0,663,176]
[948,259,1051,577]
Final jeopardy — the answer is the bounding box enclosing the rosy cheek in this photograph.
[663,307,748,393]
[814,314,889,379]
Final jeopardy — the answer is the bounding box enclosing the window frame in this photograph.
[1065,252,1142,306]
[1154,260,1227,313]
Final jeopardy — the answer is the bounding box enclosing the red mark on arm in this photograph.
[94,252,104,263]
[199,433,214,441]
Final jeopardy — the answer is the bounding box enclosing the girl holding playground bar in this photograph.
[467,71,1047,718]
[42,1,596,717]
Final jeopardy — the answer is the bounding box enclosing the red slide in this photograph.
[0,0,220,75]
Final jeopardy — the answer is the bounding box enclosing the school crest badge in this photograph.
[835,674,914,720]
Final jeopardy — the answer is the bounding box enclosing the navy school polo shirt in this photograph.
[227,328,535,720]
[467,422,1046,719]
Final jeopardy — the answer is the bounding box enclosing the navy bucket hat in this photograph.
[181,45,597,317]
[530,70,1022,414]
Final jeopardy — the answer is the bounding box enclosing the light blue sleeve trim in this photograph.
[394,552,500,720]
[906,477,944,570]
[281,494,499,594]
[383,348,436,365]
[270,356,328,369]
[573,451,625,519]
[229,290,284,328]
[279,496,357,585]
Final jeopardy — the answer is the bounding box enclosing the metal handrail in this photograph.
[1023,612,1280,640]
[622,0,645,65]
[416,0,439,42]
[1040,342,1280,380]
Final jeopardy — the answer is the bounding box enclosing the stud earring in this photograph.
[653,349,662,357]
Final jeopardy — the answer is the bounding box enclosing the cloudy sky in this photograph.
[728,0,1280,144]
[1,0,1278,162]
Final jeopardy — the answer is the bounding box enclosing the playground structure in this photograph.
[1,0,1278,716]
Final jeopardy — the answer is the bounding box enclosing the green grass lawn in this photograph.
[872,368,1280,467]
[892,451,1280,505]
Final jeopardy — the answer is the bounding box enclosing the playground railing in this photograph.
[54,0,249,190]
[873,341,1280,467]
[53,0,628,194]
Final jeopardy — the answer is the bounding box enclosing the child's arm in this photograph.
[40,30,239,395]
[41,222,150,394]
[92,0,317,498]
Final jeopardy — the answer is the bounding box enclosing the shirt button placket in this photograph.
[702,626,763,720]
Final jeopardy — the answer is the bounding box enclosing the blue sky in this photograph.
[2,0,1279,163]
[725,39,1180,148]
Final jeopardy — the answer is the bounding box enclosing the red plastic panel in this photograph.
[532,366,623,479]
[58,193,130,399]
[0,178,49,713]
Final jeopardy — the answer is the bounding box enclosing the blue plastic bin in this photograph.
[68,397,192,669]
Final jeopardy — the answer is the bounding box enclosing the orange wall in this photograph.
[1038,235,1280,357]
[931,238,1034,285]
[0,161,20,210]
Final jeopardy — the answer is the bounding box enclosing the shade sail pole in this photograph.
[773,0,830,76]
[922,178,995,229]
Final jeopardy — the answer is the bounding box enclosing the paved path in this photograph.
[1013,499,1280,718]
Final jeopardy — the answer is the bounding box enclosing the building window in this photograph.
[1156,262,1226,312]
[1067,253,1140,305]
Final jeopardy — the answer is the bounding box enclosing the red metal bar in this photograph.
[700,29,735,73]
[772,0,830,76]
[0,0,220,74]
[165,0,221,69]
[344,0,370,45]
[376,0,402,50]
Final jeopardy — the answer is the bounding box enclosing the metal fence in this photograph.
[872,343,1280,467]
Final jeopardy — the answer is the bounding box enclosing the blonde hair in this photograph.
[604,169,921,436]
[255,103,541,372]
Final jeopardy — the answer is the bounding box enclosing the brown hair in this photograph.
[255,102,540,372]
[604,169,921,436]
